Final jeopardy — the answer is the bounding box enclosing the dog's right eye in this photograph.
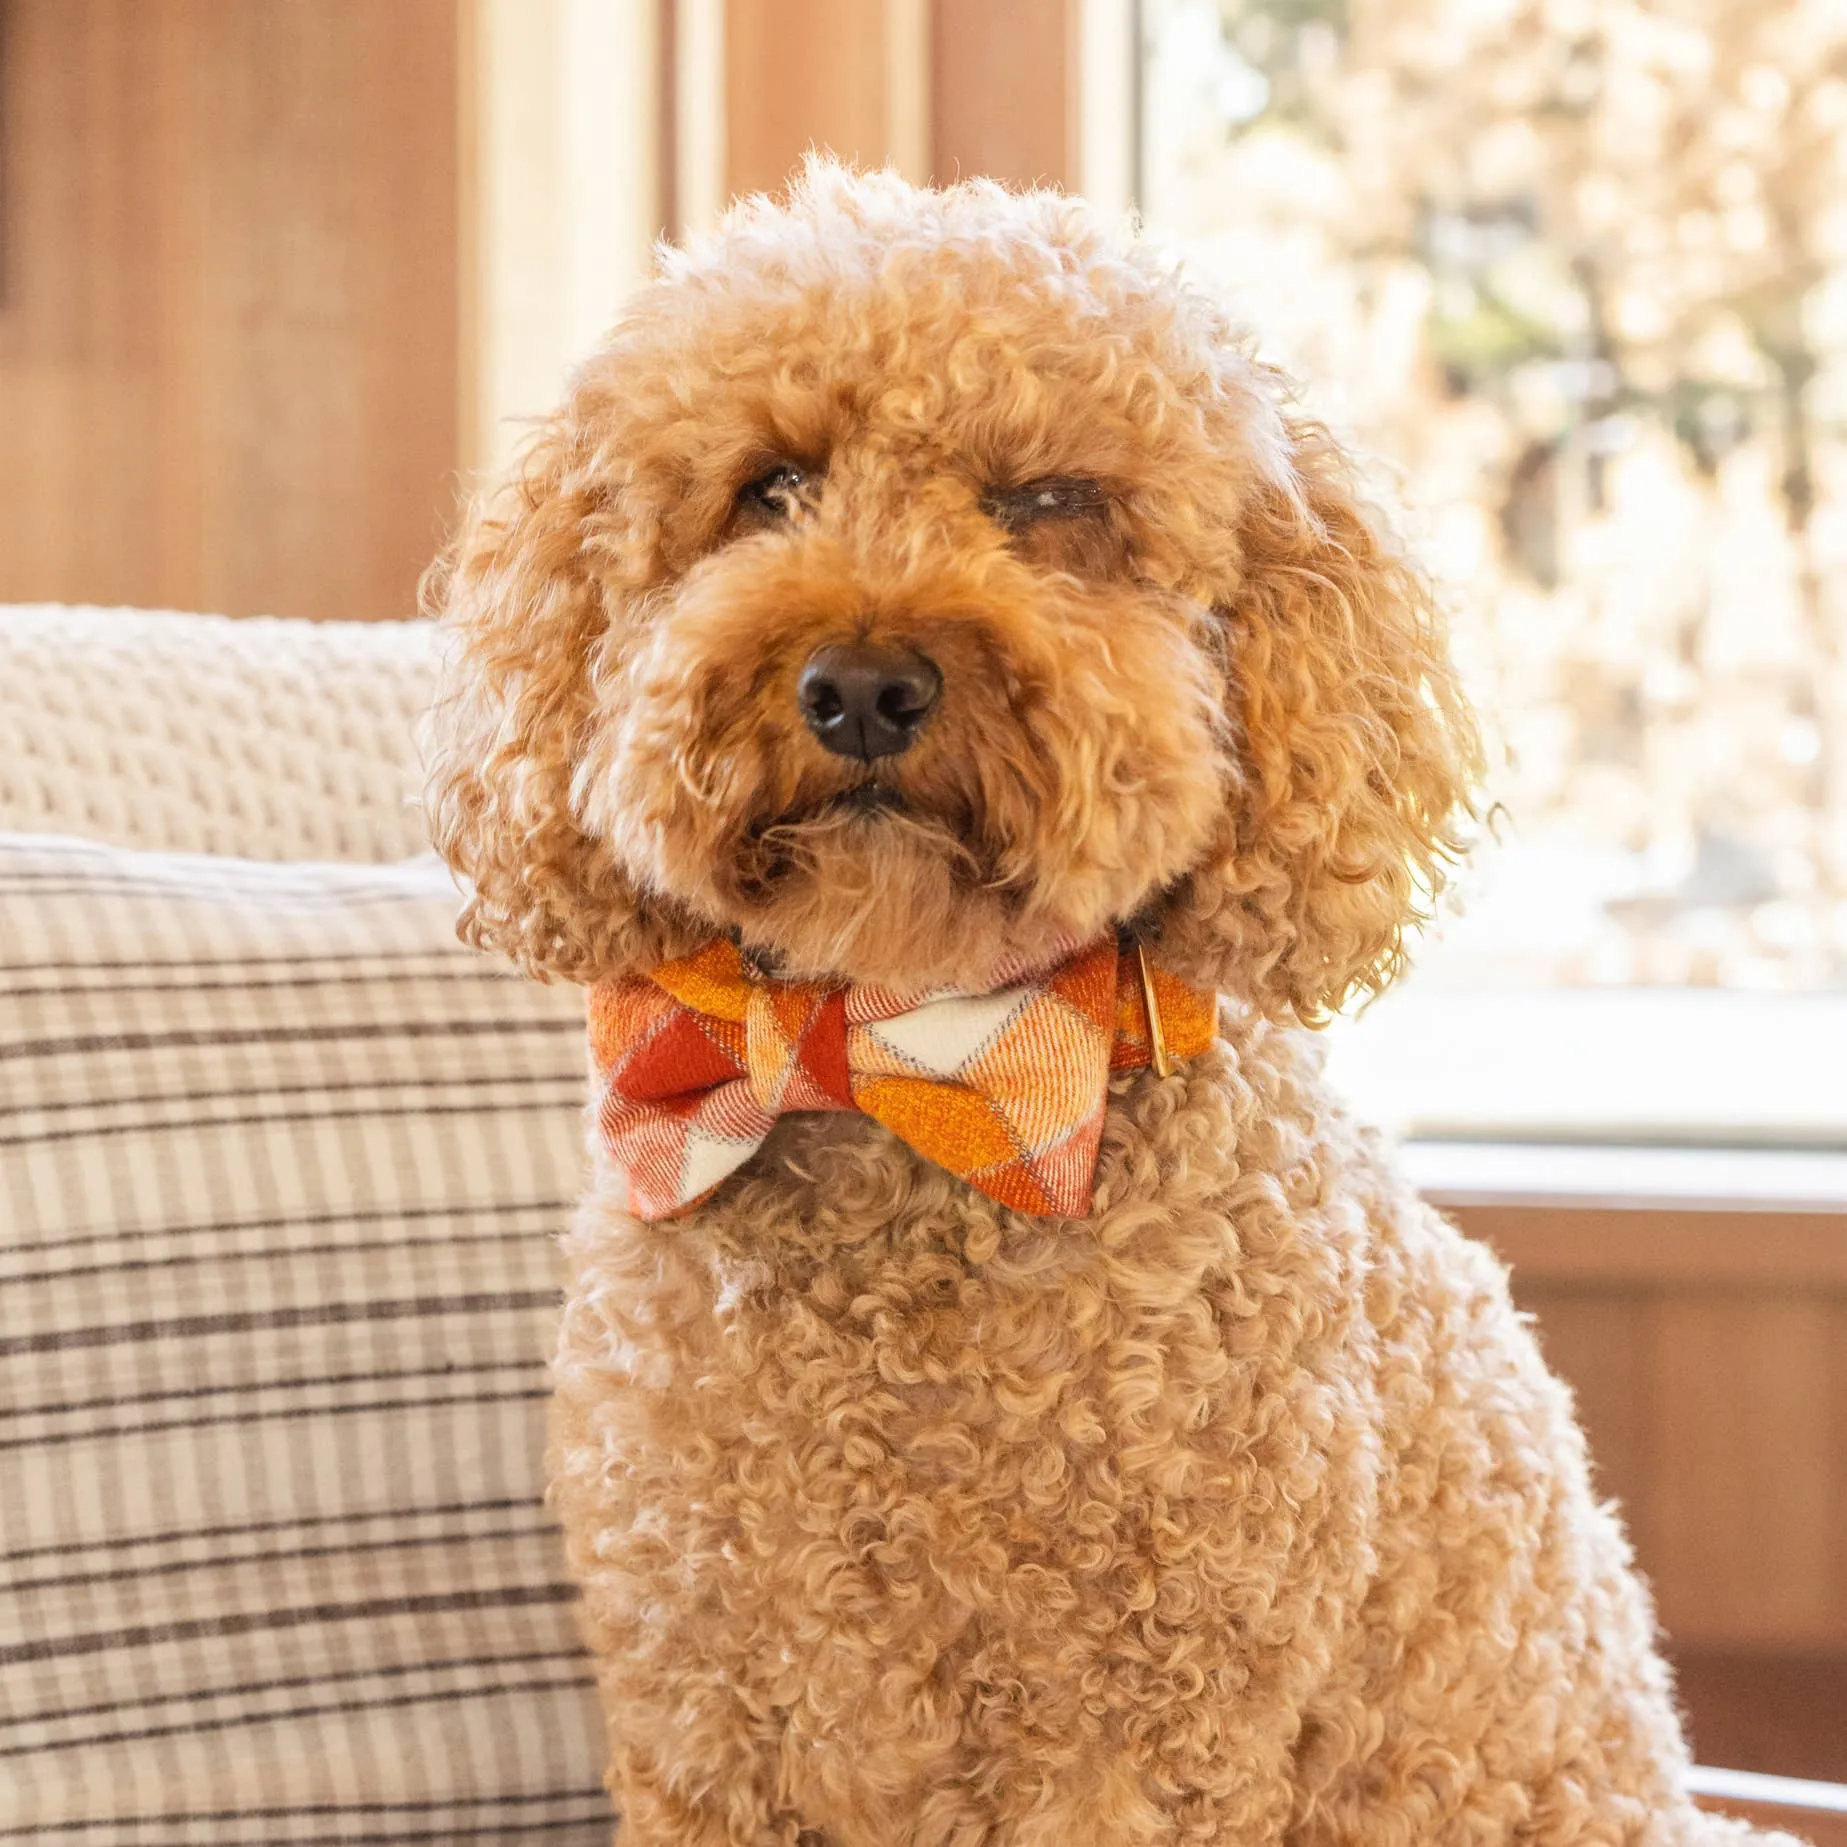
[982,476,1109,530]
[737,463,810,521]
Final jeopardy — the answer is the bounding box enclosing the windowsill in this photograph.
[1327,985,1847,1150]
[1408,1140,1847,1285]
[1405,1139,1847,1214]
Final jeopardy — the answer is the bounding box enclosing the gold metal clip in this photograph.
[1134,939,1175,1079]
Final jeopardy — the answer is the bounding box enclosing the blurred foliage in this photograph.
[1145,0,1847,986]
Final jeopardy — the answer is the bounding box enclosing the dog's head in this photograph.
[423,162,1478,1018]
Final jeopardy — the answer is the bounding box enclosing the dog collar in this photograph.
[587,935,1216,1219]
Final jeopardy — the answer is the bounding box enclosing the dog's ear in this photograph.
[419,419,666,983]
[1161,409,1481,1022]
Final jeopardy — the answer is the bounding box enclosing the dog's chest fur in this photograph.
[546,1030,1441,1832]
[546,1031,1695,1847]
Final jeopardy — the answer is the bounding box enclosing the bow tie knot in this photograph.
[588,936,1216,1220]
[743,983,853,1114]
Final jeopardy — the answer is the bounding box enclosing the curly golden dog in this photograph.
[423,163,1788,1847]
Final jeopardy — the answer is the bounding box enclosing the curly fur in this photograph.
[423,162,1796,1847]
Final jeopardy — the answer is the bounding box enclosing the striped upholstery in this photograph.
[0,835,612,1843]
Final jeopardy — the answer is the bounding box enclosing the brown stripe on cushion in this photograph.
[0,835,605,1837]
[0,1583,581,1668]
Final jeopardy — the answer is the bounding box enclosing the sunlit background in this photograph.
[1144,0,1847,997]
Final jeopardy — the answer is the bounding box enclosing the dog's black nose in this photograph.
[798,643,942,761]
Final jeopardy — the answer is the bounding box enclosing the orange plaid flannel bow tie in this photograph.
[587,935,1216,1220]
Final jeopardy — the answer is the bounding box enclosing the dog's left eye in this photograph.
[737,462,811,520]
[983,476,1109,529]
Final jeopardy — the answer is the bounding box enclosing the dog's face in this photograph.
[425,166,1477,1015]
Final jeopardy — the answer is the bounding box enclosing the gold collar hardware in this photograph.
[1134,938,1174,1078]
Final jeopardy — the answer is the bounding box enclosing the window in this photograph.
[1137,0,1847,1142]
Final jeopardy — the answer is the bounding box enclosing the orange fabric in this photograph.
[587,937,1216,1219]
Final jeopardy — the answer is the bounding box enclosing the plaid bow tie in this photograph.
[587,935,1216,1220]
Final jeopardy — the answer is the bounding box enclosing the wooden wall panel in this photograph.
[1489,1248,1847,1654]
[930,0,1071,188]
[1835,1328,1847,1637]
[725,0,897,200]
[0,0,458,623]
[1654,1297,1839,1649]
[1456,1197,1847,1775]
[0,2,179,610]
[716,0,1073,206]
[1678,1651,1847,1784]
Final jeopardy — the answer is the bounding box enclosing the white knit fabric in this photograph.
[0,606,437,863]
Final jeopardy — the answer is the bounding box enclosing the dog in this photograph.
[422,162,1789,1847]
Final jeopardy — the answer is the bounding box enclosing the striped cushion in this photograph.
[0,835,612,1843]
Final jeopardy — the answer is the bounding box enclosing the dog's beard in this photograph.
[588,696,1227,989]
